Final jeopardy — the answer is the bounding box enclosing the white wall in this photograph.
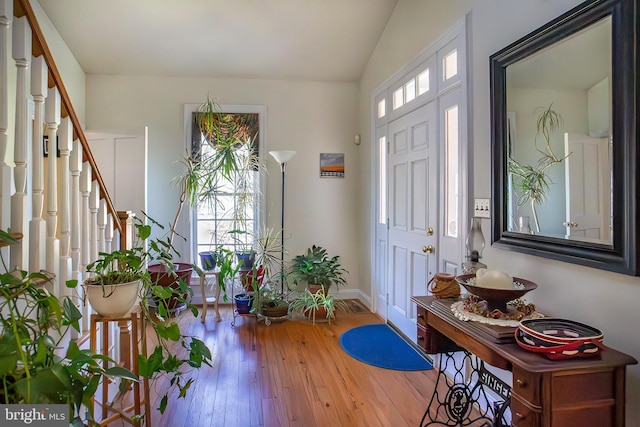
[358,0,639,424]
[84,75,362,295]
[29,0,86,125]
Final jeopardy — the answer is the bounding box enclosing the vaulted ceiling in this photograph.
[36,0,398,82]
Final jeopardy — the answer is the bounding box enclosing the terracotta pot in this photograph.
[148,262,193,310]
[304,306,327,321]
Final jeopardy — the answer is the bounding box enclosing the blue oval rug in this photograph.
[339,324,433,371]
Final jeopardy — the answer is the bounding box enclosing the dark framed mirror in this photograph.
[490,0,639,275]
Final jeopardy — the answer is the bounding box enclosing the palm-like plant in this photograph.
[508,103,571,232]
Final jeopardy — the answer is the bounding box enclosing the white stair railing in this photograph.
[29,54,47,273]
[10,15,30,270]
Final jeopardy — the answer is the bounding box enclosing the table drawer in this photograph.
[417,306,428,327]
[513,367,542,406]
[510,394,541,427]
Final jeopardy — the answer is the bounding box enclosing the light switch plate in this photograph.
[474,198,490,218]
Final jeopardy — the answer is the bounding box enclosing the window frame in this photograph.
[183,103,267,263]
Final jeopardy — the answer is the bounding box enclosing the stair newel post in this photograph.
[45,86,60,292]
[29,55,47,273]
[70,139,82,280]
[0,2,12,264]
[9,15,30,270]
[58,117,73,294]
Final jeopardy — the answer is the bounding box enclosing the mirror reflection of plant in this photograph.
[508,103,571,232]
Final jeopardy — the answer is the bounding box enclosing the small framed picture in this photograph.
[319,153,345,178]
[43,135,60,158]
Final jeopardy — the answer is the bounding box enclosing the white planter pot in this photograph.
[84,279,141,318]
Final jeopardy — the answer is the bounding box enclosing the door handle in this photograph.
[426,227,434,236]
[563,221,579,228]
[422,245,434,254]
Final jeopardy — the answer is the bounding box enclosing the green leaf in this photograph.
[178,378,194,398]
[105,366,139,382]
[156,322,181,341]
[159,395,168,414]
[0,353,18,375]
[63,297,83,332]
[14,368,66,404]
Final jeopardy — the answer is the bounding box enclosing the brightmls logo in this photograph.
[0,405,67,426]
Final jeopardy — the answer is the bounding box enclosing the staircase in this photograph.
[0,0,133,336]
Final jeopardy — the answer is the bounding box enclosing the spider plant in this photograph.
[508,103,571,232]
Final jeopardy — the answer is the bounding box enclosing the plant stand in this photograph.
[231,309,256,327]
[199,270,221,322]
[256,312,289,326]
[90,310,151,426]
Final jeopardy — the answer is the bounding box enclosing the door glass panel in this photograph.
[444,50,458,80]
[377,99,386,118]
[393,87,403,110]
[379,136,387,224]
[418,69,430,95]
[445,105,459,237]
[405,79,416,103]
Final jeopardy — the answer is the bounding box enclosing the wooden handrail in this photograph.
[13,0,122,236]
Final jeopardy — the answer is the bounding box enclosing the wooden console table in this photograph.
[412,296,637,427]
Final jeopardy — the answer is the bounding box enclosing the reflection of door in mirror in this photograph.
[505,16,612,242]
[564,133,612,243]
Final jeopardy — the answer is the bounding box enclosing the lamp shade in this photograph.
[269,150,296,164]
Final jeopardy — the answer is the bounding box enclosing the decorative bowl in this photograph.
[516,318,604,360]
[455,273,537,312]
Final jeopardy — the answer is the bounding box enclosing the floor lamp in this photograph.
[269,150,296,293]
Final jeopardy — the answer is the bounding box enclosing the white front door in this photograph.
[387,102,438,340]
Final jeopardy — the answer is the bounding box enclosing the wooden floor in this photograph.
[141,301,438,427]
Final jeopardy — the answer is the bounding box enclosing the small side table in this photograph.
[199,270,221,322]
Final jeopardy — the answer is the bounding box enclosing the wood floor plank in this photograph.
[136,302,438,426]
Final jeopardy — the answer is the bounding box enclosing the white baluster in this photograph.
[105,214,114,254]
[80,163,92,274]
[10,16,31,270]
[29,55,47,273]
[0,2,12,264]
[98,199,107,254]
[70,139,82,279]
[58,117,72,295]
[80,163,92,331]
[89,180,100,264]
[45,87,60,293]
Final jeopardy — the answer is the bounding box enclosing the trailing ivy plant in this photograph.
[508,103,571,232]
[0,229,137,426]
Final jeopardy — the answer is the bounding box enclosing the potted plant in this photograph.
[212,247,241,299]
[0,230,138,426]
[252,282,290,318]
[250,227,290,317]
[290,245,348,294]
[289,288,347,324]
[74,215,213,417]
